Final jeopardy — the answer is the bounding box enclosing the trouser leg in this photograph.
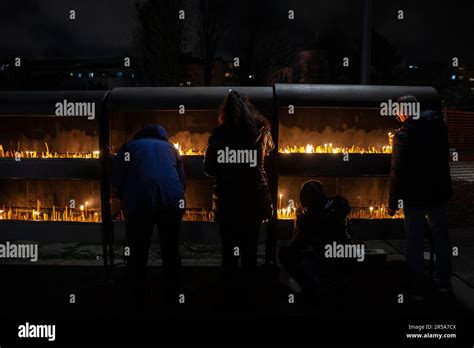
[404,205,428,293]
[219,221,239,277]
[239,220,261,272]
[126,216,154,309]
[427,202,452,288]
[156,209,183,303]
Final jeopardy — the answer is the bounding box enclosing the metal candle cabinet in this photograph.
[106,87,274,244]
[0,91,107,243]
[271,84,441,242]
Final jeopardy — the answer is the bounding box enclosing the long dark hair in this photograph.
[217,90,270,140]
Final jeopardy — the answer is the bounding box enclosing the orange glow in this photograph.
[0,143,100,159]
[276,197,403,220]
[279,144,392,154]
[279,133,393,154]
[173,143,204,156]
[0,200,100,223]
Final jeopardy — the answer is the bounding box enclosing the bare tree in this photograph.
[134,0,185,86]
[231,0,296,86]
[195,0,227,86]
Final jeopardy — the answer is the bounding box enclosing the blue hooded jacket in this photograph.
[112,125,186,217]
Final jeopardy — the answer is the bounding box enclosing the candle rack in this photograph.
[0,85,441,266]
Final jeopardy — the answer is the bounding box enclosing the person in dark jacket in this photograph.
[278,180,353,298]
[112,124,186,308]
[203,90,274,299]
[389,95,453,301]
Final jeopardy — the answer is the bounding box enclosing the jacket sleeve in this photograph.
[203,132,218,176]
[175,149,186,189]
[389,130,408,210]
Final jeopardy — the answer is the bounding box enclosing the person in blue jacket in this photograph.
[112,124,186,308]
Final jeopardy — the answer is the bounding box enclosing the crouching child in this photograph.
[278,180,354,299]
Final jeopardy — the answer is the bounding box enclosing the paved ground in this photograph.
[1,229,473,317]
[1,237,473,343]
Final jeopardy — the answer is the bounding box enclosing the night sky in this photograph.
[0,0,473,68]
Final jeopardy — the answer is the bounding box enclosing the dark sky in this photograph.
[1,0,473,68]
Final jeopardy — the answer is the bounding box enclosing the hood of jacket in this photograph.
[133,124,169,141]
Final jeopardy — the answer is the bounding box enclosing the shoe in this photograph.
[405,282,425,301]
[406,292,425,301]
[438,285,452,294]
[435,279,452,294]
[278,270,302,293]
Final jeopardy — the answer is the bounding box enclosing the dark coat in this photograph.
[389,109,452,209]
[112,125,186,218]
[203,123,275,222]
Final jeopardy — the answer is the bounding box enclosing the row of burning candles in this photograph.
[0,200,100,222]
[277,194,403,220]
[0,142,196,158]
[280,132,393,154]
[0,135,393,158]
[0,201,403,223]
[0,202,216,223]
[279,143,392,154]
[0,143,100,159]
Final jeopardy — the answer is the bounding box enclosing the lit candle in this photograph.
[369,206,374,219]
[44,142,50,157]
[279,194,283,212]
[80,205,85,221]
[53,205,56,221]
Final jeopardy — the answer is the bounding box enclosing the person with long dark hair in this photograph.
[204,90,274,302]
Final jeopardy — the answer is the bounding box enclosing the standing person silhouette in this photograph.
[389,95,452,301]
[112,124,186,309]
[204,90,274,304]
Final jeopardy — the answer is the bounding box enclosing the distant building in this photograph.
[267,66,293,84]
[0,57,137,90]
[298,50,329,84]
[179,54,234,86]
[453,67,474,91]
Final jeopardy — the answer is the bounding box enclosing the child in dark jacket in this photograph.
[278,180,353,296]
